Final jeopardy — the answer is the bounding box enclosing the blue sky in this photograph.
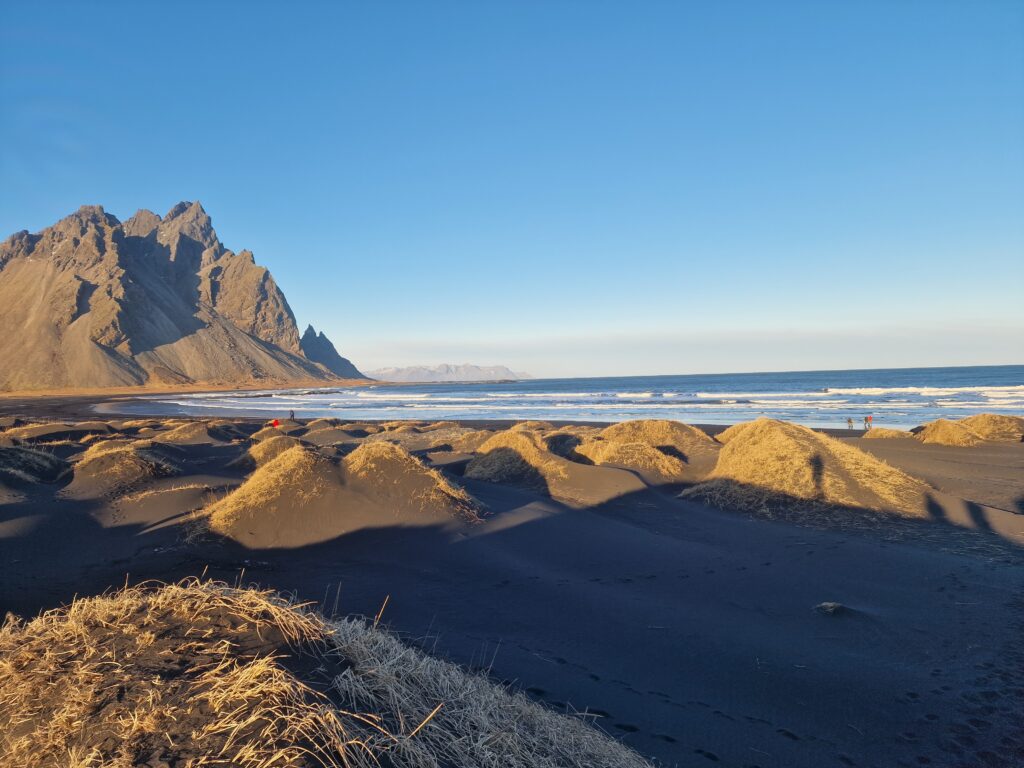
[2,1,1022,377]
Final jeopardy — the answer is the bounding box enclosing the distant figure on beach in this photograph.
[868,415,873,429]
[863,416,870,431]
[289,410,295,420]
[847,417,854,430]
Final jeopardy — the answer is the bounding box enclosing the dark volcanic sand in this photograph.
[1,415,1023,767]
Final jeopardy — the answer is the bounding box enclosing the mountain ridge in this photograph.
[0,202,365,391]
[367,363,532,382]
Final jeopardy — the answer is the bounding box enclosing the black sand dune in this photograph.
[1,415,1023,767]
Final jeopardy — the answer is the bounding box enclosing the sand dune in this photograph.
[916,418,984,447]
[960,413,1024,442]
[466,428,647,505]
[683,418,926,517]
[63,439,183,498]
[0,445,69,486]
[231,434,306,469]
[207,443,481,547]
[862,427,915,439]
[576,439,688,483]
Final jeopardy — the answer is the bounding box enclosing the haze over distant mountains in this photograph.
[0,202,364,390]
[368,364,531,382]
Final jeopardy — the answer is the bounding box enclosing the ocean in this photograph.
[105,365,1024,430]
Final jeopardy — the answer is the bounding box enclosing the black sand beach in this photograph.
[2,410,1023,767]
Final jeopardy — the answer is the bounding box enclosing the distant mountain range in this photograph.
[0,202,364,390]
[368,364,532,383]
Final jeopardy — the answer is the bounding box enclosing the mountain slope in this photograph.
[367,364,531,382]
[0,203,364,390]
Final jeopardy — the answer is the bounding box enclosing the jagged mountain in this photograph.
[0,202,365,390]
[299,325,362,379]
[367,364,531,382]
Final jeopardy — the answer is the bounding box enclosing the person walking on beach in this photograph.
[863,416,870,431]
[867,414,873,430]
[847,417,854,430]
[289,409,295,421]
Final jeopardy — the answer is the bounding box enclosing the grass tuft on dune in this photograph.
[916,419,984,447]
[576,439,687,481]
[207,445,335,536]
[682,418,926,516]
[65,442,180,497]
[862,427,915,439]
[464,429,569,488]
[343,442,482,521]
[0,579,652,768]
[599,419,716,457]
[232,434,305,469]
[0,445,69,485]
[959,413,1024,442]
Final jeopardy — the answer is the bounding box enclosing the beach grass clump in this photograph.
[509,420,555,432]
[915,419,984,447]
[575,439,687,481]
[0,445,69,485]
[599,419,716,458]
[682,418,926,516]
[0,579,651,768]
[66,442,180,497]
[251,425,289,442]
[448,429,495,453]
[207,445,335,536]
[157,420,233,445]
[232,434,305,470]
[343,442,482,521]
[464,429,569,489]
[862,427,915,439]
[959,413,1024,442]
[305,418,342,432]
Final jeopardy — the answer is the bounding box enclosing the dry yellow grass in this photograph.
[233,435,304,469]
[343,442,482,521]
[207,446,335,535]
[916,419,984,447]
[599,419,715,457]
[305,418,342,432]
[381,420,424,431]
[575,439,687,481]
[959,413,1024,442]
[862,427,915,439]
[0,580,651,768]
[157,421,229,444]
[712,422,746,445]
[420,421,460,432]
[65,443,180,497]
[208,443,481,544]
[447,429,494,453]
[509,420,555,432]
[251,425,288,442]
[118,418,163,429]
[682,418,926,516]
[464,429,569,488]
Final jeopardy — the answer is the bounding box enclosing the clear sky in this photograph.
[2,1,1022,377]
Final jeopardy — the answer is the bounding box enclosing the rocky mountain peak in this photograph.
[300,324,363,379]
[0,203,365,390]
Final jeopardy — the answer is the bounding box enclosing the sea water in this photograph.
[108,365,1024,429]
